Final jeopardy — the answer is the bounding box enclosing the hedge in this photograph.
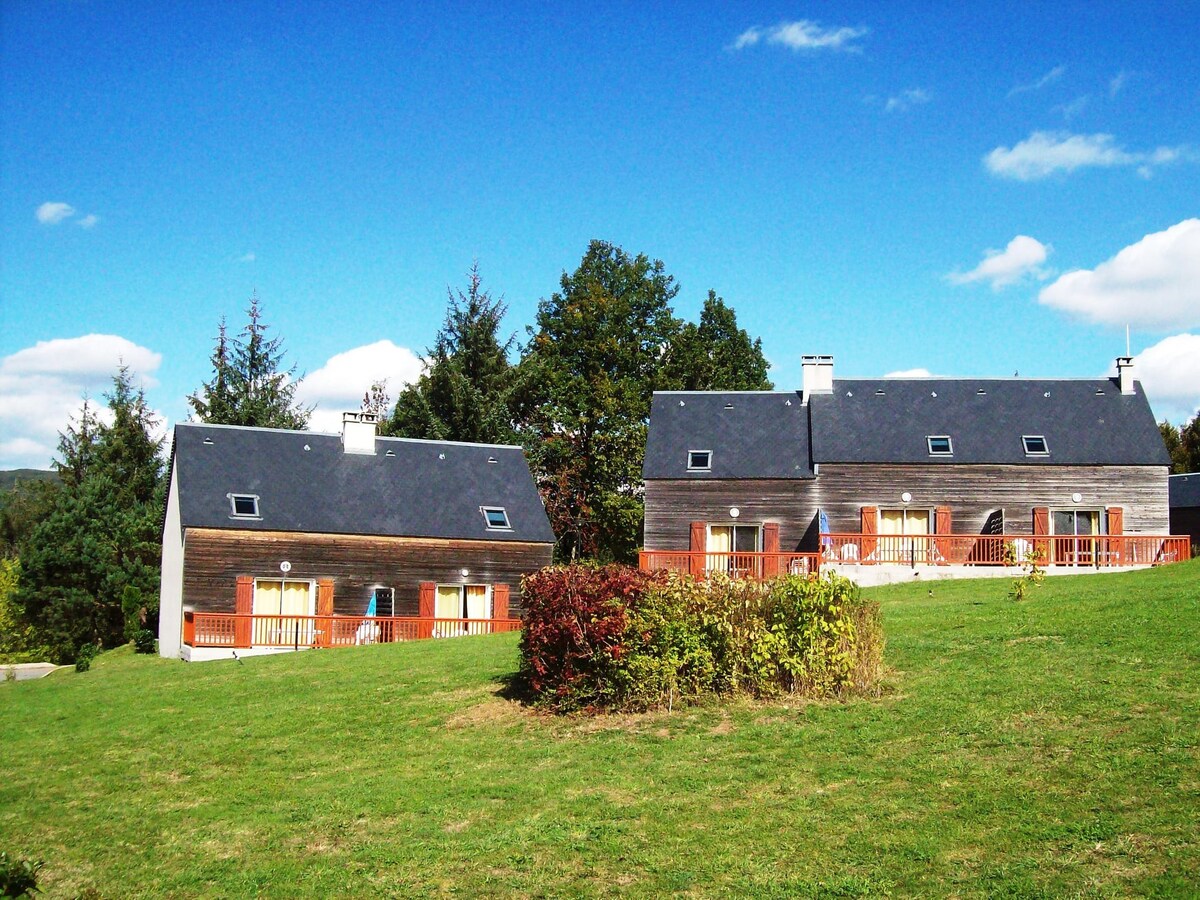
[518,565,883,713]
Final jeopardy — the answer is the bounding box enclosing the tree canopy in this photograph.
[1161,412,1200,474]
[188,294,311,429]
[519,241,682,562]
[385,264,520,445]
[16,367,165,662]
[667,290,773,391]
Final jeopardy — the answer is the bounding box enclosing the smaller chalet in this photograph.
[1169,473,1200,552]
[642,355,1188,584]
[159,413,555,660]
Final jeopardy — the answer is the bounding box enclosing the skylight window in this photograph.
[481,507,511,530]
[927,435,953,456]
[688,450,712,471]
[1023,435,1049,456]
[228,493,260,518]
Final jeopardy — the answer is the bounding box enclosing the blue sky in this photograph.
[2,1,1198,468]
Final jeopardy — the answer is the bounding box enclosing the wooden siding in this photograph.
[182,528,553,617]
[645,464,1170,551]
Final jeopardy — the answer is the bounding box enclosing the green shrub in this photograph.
[74,642,98,673]
[132,629,156,654]
[0,850,43,898]
[518,565,883,713]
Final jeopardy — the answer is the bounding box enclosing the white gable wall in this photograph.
[158,463,185,658]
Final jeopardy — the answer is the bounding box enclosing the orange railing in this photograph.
[637,551,820,579]
[819,533,1190,568]
[182,613,522,649]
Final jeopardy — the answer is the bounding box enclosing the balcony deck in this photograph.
[639,533,1189,582]
[181,611,521,660]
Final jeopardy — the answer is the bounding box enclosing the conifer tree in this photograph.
[189,294,311,429]
[386,264,519,444]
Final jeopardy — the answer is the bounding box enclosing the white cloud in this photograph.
[733,20,867,52]
[77,214,100,229]
[1007,65,1066,97]
[1038,219,1200,329]
[1052,95,1089,120]
[885,88,930,113]
[238,252,256,263]
[1109,71,1128,96]
[0,335,163,469]
[948,235,1051,289]
[1129,334,1200,422]
[984,131,1188,181]
[884,368,933,378]
[36,202,76,225]
[296,341,423,434]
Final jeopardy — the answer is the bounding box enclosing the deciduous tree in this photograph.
[519,241,681,562]
[667,291,773,391]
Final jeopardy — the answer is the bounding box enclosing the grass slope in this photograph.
[2,563,1198,898]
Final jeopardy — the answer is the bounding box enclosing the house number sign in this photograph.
[280,561,292,573]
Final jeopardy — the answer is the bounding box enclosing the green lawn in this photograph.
[2,563,1198,898]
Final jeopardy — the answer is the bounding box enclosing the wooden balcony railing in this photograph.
[819,533,1190,568]
[182,612,521,649]
[637,551,820,579]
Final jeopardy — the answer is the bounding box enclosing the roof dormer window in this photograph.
[688,450,712,471]
[228,493,260,518]
[481,507,511,530]
[1023,435,1049,456]
[927,435,953,456]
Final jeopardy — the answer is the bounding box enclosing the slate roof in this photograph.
[643,392,814,479]
[1169,473,1200,509]
[170,422,555,543]
[645,377,1169,478]
[811,378,1169,466]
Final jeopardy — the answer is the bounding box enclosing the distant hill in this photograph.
[0,469,58,492]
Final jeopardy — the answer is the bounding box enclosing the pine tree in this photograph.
[187,318,238,424]
[189,294,311,429]
[15,368,165,661]
[385,264,519,444]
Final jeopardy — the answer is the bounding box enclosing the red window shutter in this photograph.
[1107,507,1124,564]
[860,507,878,561]
[1032,507,1050,565]
[763,522,780,577]
[492,584,510,620]
[689,521,706,577]
[418,581,436,639]
[316,580,334,617]
[418,581,435,617]
[234,575,253,648]
[934,507,952,564]
[316,580,334,647]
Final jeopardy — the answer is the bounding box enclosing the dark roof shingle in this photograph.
[172,423,555,543]
[811,378,1169,466]
[643,392,814,479]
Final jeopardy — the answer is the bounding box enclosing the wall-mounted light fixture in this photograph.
[729,507,740,519]
[901,492,912,503]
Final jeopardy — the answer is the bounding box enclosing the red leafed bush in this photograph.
[517,564,663,711]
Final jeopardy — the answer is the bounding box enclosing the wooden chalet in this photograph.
[642,355,1188,584]
[158,413,555,660]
